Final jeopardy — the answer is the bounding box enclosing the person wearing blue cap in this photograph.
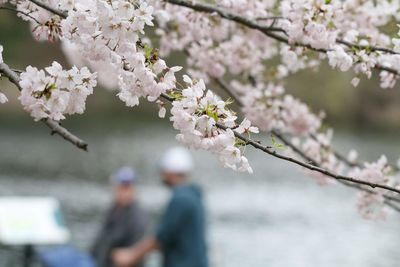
[112,147,208,267]
[91,167,148,267]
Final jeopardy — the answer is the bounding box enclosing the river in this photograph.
[1,121,400,267]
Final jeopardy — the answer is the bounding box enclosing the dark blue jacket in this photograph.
[156,184,208,267]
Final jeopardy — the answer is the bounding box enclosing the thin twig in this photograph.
[0,62,88,151]
[0,6,42,24]
[337,39,399,55]
[256,16,286,21]
[214,78,242,107]
[384,200,400,213]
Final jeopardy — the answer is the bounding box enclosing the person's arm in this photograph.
[113,195,191,267]
[112,237,159,267]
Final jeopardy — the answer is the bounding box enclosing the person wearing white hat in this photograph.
[92,167,148,267]
[113,147,208,267]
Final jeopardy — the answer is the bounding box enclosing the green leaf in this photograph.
[143,44,153,59]
[327,21,335,29]
[206,108,219,122]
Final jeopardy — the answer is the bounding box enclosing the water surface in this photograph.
[1,122,399,267]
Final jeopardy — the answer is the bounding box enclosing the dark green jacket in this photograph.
[156,184,208,267]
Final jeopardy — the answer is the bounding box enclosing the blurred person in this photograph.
[91,167,148,267]
[112,147,208,267]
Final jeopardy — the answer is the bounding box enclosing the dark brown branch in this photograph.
[42,119,88,150]
[0,62,88,151]
[279,130,400,207]
[256,16,286,21]
[219,122,400,194]
[165,0,291,42]
[28,0,68,18]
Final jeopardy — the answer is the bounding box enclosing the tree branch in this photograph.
[0,62,88,151]
[164,0,400,75]
[213,77,400,208]
[165,0,290,42]
[218,79,400,209]
[218,121,400,194]
[28,0,67,18]
[160,92,400,196]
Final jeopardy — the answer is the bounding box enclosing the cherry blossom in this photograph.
[349,156,398,219]
[347,150,358,164]
[327,46,353,72]
[236,118,259,135]
[170,78,256,173]
[0,92,7,104]
[19,62,96,121]
[0,44,3,63]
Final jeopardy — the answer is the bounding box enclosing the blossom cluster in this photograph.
[231,80,321,136]
[349,156,398,220]
[170,76,257,173]
[151,0,400,91]
[19,62,96,121]
[280,0,341,49]
[296,131,344,185]
[60,0,185,106]
[150,0,277,83]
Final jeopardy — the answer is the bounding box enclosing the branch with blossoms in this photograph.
[152,0,400,218]
[158,88,400,195]
[0,62,90,151]
[215,78,352,166]
[164,0,400,78]
[214,77,400,211]
[2,0,400,219]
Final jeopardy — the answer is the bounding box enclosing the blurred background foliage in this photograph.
[1,13,400,131]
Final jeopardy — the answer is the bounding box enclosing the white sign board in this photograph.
[0,197,70,245]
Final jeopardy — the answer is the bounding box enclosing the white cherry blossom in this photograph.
[19,62,96,121]
[0,92,8,104]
